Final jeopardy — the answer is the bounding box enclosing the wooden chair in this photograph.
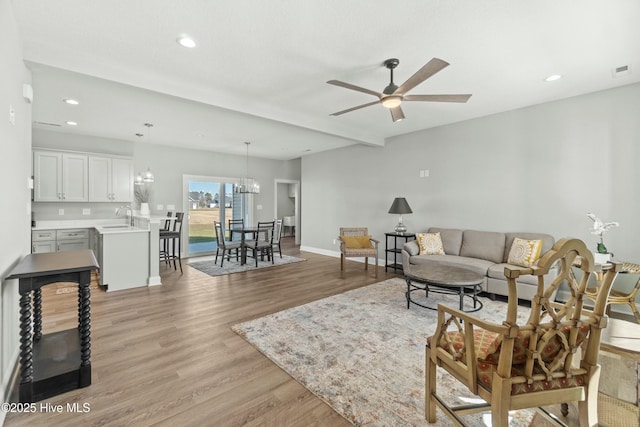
[425,238,621,427]
[338,227,379,278]
[244,221,275,267]
[586,261,640,324]
[214,221,242,267]
[272,218,283,258]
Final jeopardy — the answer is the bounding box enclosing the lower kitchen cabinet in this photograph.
[31,228,90,253]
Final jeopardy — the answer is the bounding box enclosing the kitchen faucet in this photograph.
[116,205,134,226]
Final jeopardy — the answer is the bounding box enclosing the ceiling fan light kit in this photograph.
[327,57,472,123]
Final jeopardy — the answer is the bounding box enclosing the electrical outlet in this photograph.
[82,208,91,215]
[257,204,263,210]
[156,204,164,211]
[9,105,16,125]
[58,208,64,216]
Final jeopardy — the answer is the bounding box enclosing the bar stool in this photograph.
[160,212,183,272]
[159,212,174,263]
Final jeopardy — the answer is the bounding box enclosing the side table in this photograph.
[385,232,415,273]
[6,249,98,403]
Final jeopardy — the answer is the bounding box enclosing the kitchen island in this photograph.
[32,216,162,292]
[94,223,151,292]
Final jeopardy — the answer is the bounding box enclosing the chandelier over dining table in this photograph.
[234,141,260,194]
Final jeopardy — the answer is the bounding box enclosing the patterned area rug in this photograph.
[233,278,536,426]
[189,254,305,276]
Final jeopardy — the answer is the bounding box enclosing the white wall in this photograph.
[302,83,640,266]
[0,0,32,417]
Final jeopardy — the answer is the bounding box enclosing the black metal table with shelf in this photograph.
[6,249,98,403]
[384,232,416,272]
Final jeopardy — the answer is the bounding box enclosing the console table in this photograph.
[385,232,415,272]
[6,249,98,402]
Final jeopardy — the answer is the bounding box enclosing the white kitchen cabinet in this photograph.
[56,229,89,252]
[31,229,56,253]
[88,156,133,202]
[33,150,88,202]
[31,228,90,253]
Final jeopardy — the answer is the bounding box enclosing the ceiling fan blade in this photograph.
[394,58,450,95]
[390,106,405,122]
[330,100,381,116]
[404,94,472,103]
[327,80,382,98]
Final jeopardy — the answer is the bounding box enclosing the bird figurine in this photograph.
[586,212,619,254]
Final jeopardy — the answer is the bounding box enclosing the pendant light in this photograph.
[234,141,260,194]
[134,123,155,185]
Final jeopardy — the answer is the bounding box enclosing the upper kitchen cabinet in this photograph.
[33,150,88,202]
[88,156,133,202]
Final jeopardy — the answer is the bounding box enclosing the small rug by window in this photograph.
[188,254,305,277]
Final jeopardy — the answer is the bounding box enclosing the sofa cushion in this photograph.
[403,240,420,256]
[504,232,555,263]
[459,230,506,264]
[487,263,540,286]
[507,237,542,267]
[416,232,445,255]
[427,227,463,255]
[409,254,494,276]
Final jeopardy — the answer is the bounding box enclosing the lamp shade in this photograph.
[388,197,413,214]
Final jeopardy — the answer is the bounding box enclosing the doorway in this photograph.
[274,179,300,246]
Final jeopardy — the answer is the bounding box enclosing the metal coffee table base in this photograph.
[404,264,484,312]
[405,278,483,312]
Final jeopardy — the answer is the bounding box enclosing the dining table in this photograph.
[229,227,266,265]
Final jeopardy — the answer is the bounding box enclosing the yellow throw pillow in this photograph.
[416,232,445,255]
[342,235,373,249]
[507,237,542,267]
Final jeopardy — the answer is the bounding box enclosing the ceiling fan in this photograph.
[327,58,471,122]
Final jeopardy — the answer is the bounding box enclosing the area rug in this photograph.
[188,254,305,276]
[232,278,535,427]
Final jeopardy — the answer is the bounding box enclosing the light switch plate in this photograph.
[58,208,64,216]
[156,204,164,211]
[82,208,91,215]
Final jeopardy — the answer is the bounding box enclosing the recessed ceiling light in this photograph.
[63,98,79,105]
[177,35,197,48]
[544,74,562,82]
[66,121,78,126]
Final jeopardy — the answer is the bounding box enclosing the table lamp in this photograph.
[388,197,413,233]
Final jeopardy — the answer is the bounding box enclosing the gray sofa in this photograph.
[401,227,557,301]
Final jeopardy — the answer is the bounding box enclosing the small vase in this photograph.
[140,202,150,216]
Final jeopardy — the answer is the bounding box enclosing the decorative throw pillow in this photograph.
[342,235,373,249]
[507,237,542,267]
[416,232,445,255]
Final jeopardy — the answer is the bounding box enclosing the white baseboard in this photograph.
[300,246,386,268]
[147,275,162,286]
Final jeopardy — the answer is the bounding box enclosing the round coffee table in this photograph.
[404,264,484,312]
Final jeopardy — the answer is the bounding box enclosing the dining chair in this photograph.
[228,218,244,240]
[272,218,283,258]
[245,221,275,267]
[214,221,242,267]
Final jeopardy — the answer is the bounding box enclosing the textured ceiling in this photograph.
[14,0,640,160]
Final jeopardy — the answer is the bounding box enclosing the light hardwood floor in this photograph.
[4,238,580,426]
